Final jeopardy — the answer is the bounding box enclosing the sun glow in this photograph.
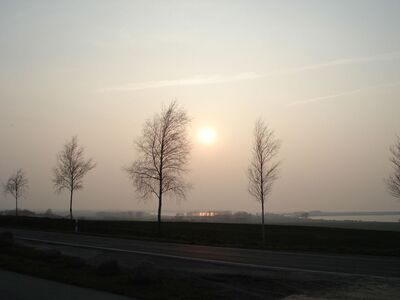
[198,127,216,145]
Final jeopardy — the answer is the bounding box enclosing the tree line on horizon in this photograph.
[2,101,400,243]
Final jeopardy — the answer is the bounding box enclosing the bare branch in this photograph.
[248,119,281,203]
[126,101,191,233]
[3,169,28,200]
[386,135,400,199]
[53,136,96,220]
[247,119,281,244]
[3,169,28,217]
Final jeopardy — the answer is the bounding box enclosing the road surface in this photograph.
[4,227,400,278]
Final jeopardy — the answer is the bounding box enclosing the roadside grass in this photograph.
[1,216,399,256]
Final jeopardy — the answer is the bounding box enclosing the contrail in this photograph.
[279,51,400,75]
[98,51,400,93]
[98,73,263,92]
[287,80,400,107]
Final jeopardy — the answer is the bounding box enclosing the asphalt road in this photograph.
[5,227,400,278]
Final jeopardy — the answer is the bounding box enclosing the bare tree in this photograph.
[3,169,28,217]
[126,101,191,235]
[248,119,281,245]
[386,135,400,200]
[53,136,96,220]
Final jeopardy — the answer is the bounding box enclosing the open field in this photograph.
[1,216,399,256]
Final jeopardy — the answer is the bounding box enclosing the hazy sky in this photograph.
[1,1,400,214]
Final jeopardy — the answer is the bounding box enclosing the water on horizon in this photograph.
[309,214,400,223]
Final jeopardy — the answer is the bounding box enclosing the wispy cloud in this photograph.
[98,51,400,93]
[287,80,400,107]
[98,73,263,92]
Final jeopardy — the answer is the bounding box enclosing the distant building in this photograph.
[186,211,231,217]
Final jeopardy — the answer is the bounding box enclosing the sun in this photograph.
[198,127,216,145]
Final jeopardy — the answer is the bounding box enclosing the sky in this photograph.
[1,0,400,214]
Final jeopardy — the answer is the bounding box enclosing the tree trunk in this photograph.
[15,195,18,218]
[261,199,265,246]
[157,192,162,236]
[69,189,73,221]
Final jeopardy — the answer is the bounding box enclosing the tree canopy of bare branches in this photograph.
[126,101,191,235]
[53,136,96,220]
[248,119,281,245]
[3,169,28,217]
[386,135,400,200]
